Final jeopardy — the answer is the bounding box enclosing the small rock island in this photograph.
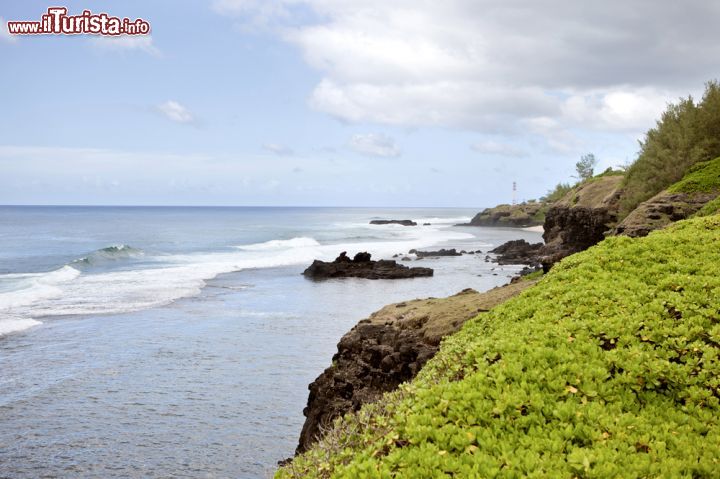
[369,219,417,226]
[303,252,433,280]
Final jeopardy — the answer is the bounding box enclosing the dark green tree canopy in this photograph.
[619,80,720,217]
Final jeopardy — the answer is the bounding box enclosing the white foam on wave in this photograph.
[0,316,42,336]
[236,237,320,251]
[0,266,80,310]
[0,224,474,331]
[0,266,81,336]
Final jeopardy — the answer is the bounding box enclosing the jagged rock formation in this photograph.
[613,159,720,237]
[490,239,543,265]
[613,191,718,237]
[369,220,417,226]
[295,280,538,454]
[409,248,462,258]
[303,252,433,280]
[539,175,623,271]
[457,202,546,227]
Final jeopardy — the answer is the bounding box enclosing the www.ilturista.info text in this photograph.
[7,7,150,36]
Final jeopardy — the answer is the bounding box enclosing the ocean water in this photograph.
[0,206,542,478]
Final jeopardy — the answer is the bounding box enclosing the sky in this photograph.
[1,0,719,207]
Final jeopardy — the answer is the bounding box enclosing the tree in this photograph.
[575,153,597,181]
[619,80,720,218]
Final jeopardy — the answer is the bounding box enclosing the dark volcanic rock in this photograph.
[538,175,623,271]
[539,205,617,271]
[302,252,433,280]
[295,281,538,454]
[490,239,543,265]
[409,248,462,258]
[369,219,417,226]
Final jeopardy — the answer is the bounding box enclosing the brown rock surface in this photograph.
[458,202,546,227]
[613,191,718,237]
[295,279,538,454]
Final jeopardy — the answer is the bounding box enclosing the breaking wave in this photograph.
[0,226,472,336]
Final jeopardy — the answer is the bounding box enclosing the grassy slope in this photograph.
[555,175,623,209]
[279,215,720,478]
[667,157,720,194]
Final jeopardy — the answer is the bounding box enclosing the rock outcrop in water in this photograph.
[489,239,543,266]
[302,252,433,280]
[409,248,462,258]
[369,220,417,226]
[295,280,538,454]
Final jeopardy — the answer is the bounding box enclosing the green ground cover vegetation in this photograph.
[279,214,720,478]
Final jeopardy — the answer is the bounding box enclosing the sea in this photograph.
[0,206,543,478]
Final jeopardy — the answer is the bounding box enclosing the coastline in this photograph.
[279,214,720,477]
[293,276,540,456]
[0,208,540,478]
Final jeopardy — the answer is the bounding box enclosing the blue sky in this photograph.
[1,1,718,206]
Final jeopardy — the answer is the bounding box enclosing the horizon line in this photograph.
[0,204,489,209]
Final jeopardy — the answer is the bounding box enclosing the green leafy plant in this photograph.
[540,182,573,203]
[667,157,720,194]
[279,214,720,478]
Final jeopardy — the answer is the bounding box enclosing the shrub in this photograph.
[541,182,574,203]
[666,157,720,194]
[619,81,720,218]
[693,196,720,218]
[279,215,720,478]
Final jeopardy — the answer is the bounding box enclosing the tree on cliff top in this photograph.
[619,80,720,218]
[575,153,597,181]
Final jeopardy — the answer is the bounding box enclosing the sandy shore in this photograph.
[522,225,544,233]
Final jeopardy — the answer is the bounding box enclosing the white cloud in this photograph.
[215,0,719,138]
[310,79,555,130]
[0,17,18,43]
[90,35,160,56]
[263,143,294,156]
[524,117,581,154]
[562,88,671,131]
[349,133,400,158]
[157,101,194,124]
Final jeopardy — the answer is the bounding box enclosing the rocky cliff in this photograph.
[459,202,546,227]
[613,191,717,237]
[613,158,720,237]
[295,280,537,454]
[539,175,623,270]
